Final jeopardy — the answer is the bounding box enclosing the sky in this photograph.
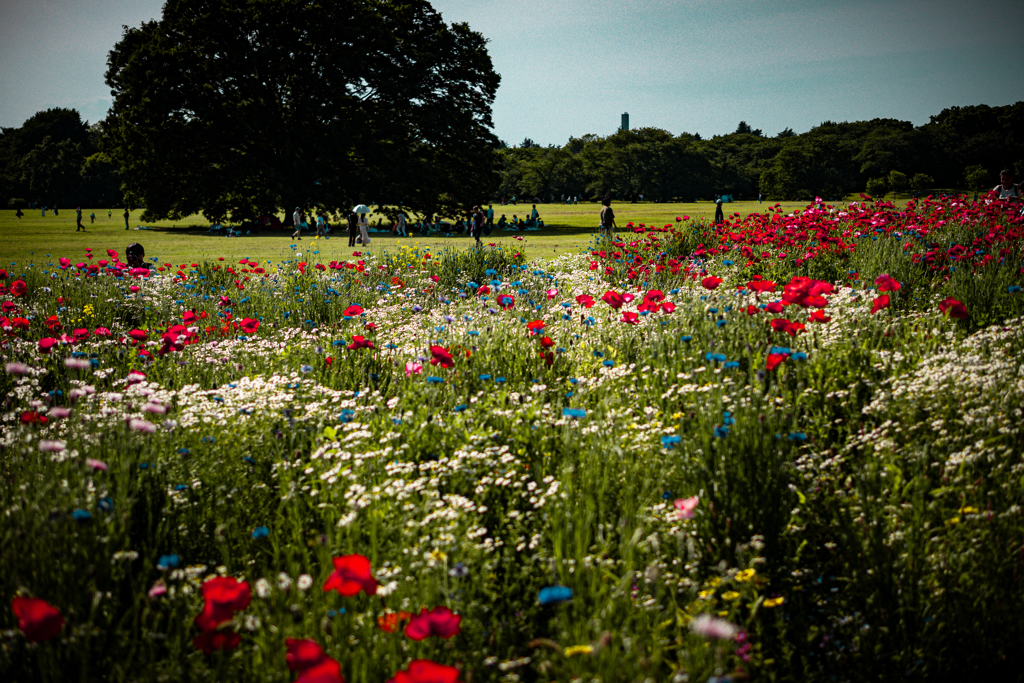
[1,0,1021,146]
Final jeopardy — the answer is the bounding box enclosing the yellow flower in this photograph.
[707,577,721,588]
[735,569,756,583]
[698,589,715,600]
[763,596,785,608]
[959,506,978,515]
[945,516,960,526]
[721,591,741,601]
[564,645,593,657]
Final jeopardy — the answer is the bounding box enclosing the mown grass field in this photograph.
[1,200,813,265]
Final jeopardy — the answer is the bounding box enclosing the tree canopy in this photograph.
[103,0,501,222]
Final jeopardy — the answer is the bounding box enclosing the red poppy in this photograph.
[296,657,344,683]
[430,346,454,368]
[9,280,27,297]
[38,337,58,354]
[621,311,639,324]
[766,353,788,371]
[939,297,968,319]
[539,335,555,348]
[747,280,777,293]
[496,294,515,309]
[871,295,890,314]
[601,291,625,309]
[348,336,375,350]
[343,305,364,317]
[45,315,62,331]
[660,302,676,314]
[770,318,792,333]
[701,276,722,290]
[323,554,378,596]
[240,318,260,334]
[477,285,490,295]
[183,311,199,324]
[405,606,461,641]
[745,305,760,316]
[643,290,665,304]
[526,320,546,335]
[575,294,595,308]
[874,274,901,292]
[765,301,785,314]
[387,660,460,683]
[194,577,251,632]
[286,638,329,671]
[128,329,147,342]
[808,309,831,323]
[11,597,64,642]
[193,629,241,655]
[377,610,412,633]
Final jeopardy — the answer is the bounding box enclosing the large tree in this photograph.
[103,0,501,222]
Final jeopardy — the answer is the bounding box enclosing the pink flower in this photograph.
[86,458,108,471]
[405,362,423,377]
[689,613,739,640]
[545,288,558,299]
[674,496,699,520]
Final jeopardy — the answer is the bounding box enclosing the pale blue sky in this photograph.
[1,0,1020,145]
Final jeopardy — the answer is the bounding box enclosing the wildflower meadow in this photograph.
[3,195,1024,682]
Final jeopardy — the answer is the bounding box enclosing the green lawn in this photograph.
[1,200,813,265]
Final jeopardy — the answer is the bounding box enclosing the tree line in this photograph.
[497,102,1024,203]
[0,108,122,210]
[2,84,1021,215]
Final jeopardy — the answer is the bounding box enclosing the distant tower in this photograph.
[621,112,629,132]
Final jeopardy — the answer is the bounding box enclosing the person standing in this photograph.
[714,199,724,224]
[15,207,24,219]
[42,205,47,217]
[75,206,85,231]
[54,206,59,216]
[471,205,484,245]
[315,211,327,238]
[292,206,303,240]
[90,212,95,223]
[599,196,616,238]
[108,207,112,220]
[531,204,539,224]
[357,211,371,246]
[486,204,494,233]
[124,206,130,230]
[396,210,407,237]
[347,211,358,246]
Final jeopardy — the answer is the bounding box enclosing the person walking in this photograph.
[15,207,24,219]
[291,206,303,240]
[599,196,616,239]
[396,210,407,237]
[471,205,484,246]
[124,207,130,230]
[75,206,85,231]
[357,211,371,246]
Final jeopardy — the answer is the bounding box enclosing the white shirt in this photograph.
[293,211,301,226]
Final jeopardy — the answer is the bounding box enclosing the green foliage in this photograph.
[103,0,502,224]
[964,164,989,191]
[865,176,889,198]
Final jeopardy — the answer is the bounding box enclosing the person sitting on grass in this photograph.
[497,214,507,230]
[993,169,1021,203]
